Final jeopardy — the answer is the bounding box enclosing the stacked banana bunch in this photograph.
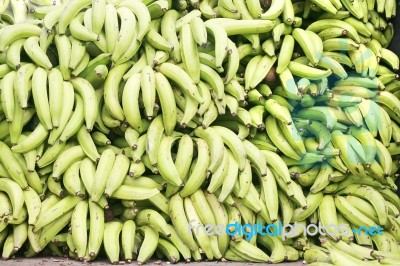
[0,0,400,264]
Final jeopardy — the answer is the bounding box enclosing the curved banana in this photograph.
[0,23,41,52]
[70,77,98,132]
[111,6,137,62]
[0,71,16,123]
[87,200,104,258]
[57,0,92,35]
[179,138,210,197]
[157,134,183,187]
[34,195,81,233]
[54,34,72,80]
[146,115,164,166]
[157,63,203,104]
[180,23,200,84]
[155,72,177,136]
[103,62,132,122]
[103,220,123,264]
[23,36,52,69]
[141,65,156,120]
[137,225,159,264]
[71,201,88,259]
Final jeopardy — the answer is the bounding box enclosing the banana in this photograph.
[2,231,15,259]
[57,93,84,143]
[170,133,193,185]
[348,126,377,166]
[13,222,28,252]
[212,125,246,170]
[334,195,376,228]
[47,175,64,197]
[332,130,366,177]
[103,220,123,264]
[71,52,91,77]
[69,12,98,43]
[0,23,41,52]
[0,141,28,188]
[45,69,63,129]
[23,187,41,226]
[76,125,100,162]
[278,68,301,100]
[13,63,35,110]
[90,148,115,202]
[103,62,131,122]
[184,197,214,260]
[292,191,323,222]
[141,65,156,120]
[4,38,25,70]
[117,0,150,41]
[152,50,171,65]
[157,63,203,104]
[34,195,81,233]
[258,0,284,18]
[153,72,176,136]
[111,6,137,62]
[205,146,228,193]
[0,71,16,123]
[169,194,198,252]
[135,209,172,237]
[160,10,181,62]
[157,135,183,187]
[23,36,52,70]
[52,144,86,181]
[156,238,180,263]
[0,178,24,221]
[70,77,98,132]
[193,127,224,174]
[276,35,294,74]
[137,225,159,264]
[54,34,72,80]
[244,55,262,91]
[11,123,48,154]
[343,105,364,128]
[323,37,360,51]
[380,47,399,71]
[104,154,130,197]
[200,63,225,100]
[230,240,270,262]
[179,138,210,197]
[111,183,160,200]
[180,23,200,84]
[318,195,341,241]
[90,0,106,35]
[289,61,333,80]
[87,200,104,258]
[203,21,228,68]
[84,64,108,88]
[121,73,142,132]
[345,195,379,224]
[30,67,53,130]
[310,163,333,193]
[375,139,392,176]
[292,28,321,65]
[146,115,164,166]
[71,201,88,259]
[63,161,85,197]
[265,115,302,161]
[57,0,91,35]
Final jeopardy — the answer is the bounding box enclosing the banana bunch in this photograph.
[0,0,400,264]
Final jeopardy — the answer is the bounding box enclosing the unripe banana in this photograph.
[71,201,88,259]
[103,220,123,264]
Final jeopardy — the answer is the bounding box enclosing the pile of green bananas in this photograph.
[0,0,400,264]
